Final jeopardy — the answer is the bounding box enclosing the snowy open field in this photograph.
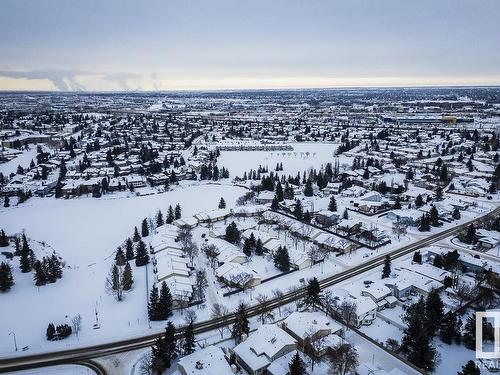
[217,142,353,178]
[0,183,246,355]
[0,146,39,177]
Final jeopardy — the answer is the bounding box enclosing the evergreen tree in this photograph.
[55,181,63,198]
[304,277,321,308]
[429,206,440,227]
[151,335,165,373]
[19,233,32,273]
[148,285,160,321]
[0,262,14,292]
[111,264,120,291]
[452,207,461,220]
[156,210,164,227]
[225,221,240,244]
[458,360,481,375]
[255,239,264,256]
[412,251,422,264]
[275,181,284,201]
[125,238,134,260]
[0,230,8,247]
[164,322,177,367]
[433,254,443,268]
[4,196,9,208]
[167,205,175,223]
[443,250,460,271]
[288,352,306,375]
[462,315,476,350]
[440,311,459,345]
[408,328,437,372]
[304,179,314,196]
[328,195,337,211]
[382,255,391,279]
[436,185,443,200]
[415,194,424,208]
[401,297,437,372]
[440,164,449,182]
[151,322,177,373]
[465,224,478,244]
[175,204,182,219]
[418,214,431,232]
[232,303,250,342]
[133,226,141,242]
[293,200,303,221]
[343,208,349,220]
[393,196,402,209]
[48,254,63,281]
[46,323,56,340]
[425,289,444,337]
[115,247,126,266]
[218,197,226,209]
[135,240,150,266]
[123,262,133,290]
[243,238,253,256]
[271,195,279,210]
[274,246,290,272]
[141,218,149,237]
[182,321,196,355]
[158,281,173,319]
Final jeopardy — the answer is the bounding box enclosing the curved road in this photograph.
[1,205,499,374]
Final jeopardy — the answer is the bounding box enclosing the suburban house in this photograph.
[281,311,344,356]
[233,324,297,375]
[177,345,234,375]
[215,262,262,289]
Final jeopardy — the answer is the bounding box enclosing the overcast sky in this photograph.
[0,0,499,91]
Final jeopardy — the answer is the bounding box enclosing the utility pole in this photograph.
[146,261,151,329]
[9,331,17,351]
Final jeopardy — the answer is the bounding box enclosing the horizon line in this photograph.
[1,83,500,94]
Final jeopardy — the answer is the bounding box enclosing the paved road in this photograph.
[1,205,499,374]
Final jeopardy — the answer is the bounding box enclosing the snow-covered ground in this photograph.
[0,146,39,177]
[217,142,352,178]
[0,183,246,355]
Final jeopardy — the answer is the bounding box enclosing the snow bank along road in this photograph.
[1,205,499,374]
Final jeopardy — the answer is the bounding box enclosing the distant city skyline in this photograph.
[1,0,499,91]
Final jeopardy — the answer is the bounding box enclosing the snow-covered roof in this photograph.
[234,324,296,372]
[283,311,342,340]
[177,345,233,375]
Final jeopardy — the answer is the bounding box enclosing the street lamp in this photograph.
[9,331,17,351]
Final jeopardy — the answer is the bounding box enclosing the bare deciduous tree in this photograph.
[184,309,198,325]
[138,351,153,375]
[194,269,208,303]
[304,328,327,371]
[71,314,82,337]
[255,294,274,324]
[307,245,326,264]
[211,303,229,338]
[202,243,219,269]
[105,264,124,301]
[385,338,400,352]
[177,226,193,248]
[338,300,357,333]
[392,219,408,240]
[328,343,359,375]
[454,283,473,307]
[272,288,284,316]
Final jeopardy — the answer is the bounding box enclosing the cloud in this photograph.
[101,73,138,91]
[0,69,139,91]
[0,69,92,91]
